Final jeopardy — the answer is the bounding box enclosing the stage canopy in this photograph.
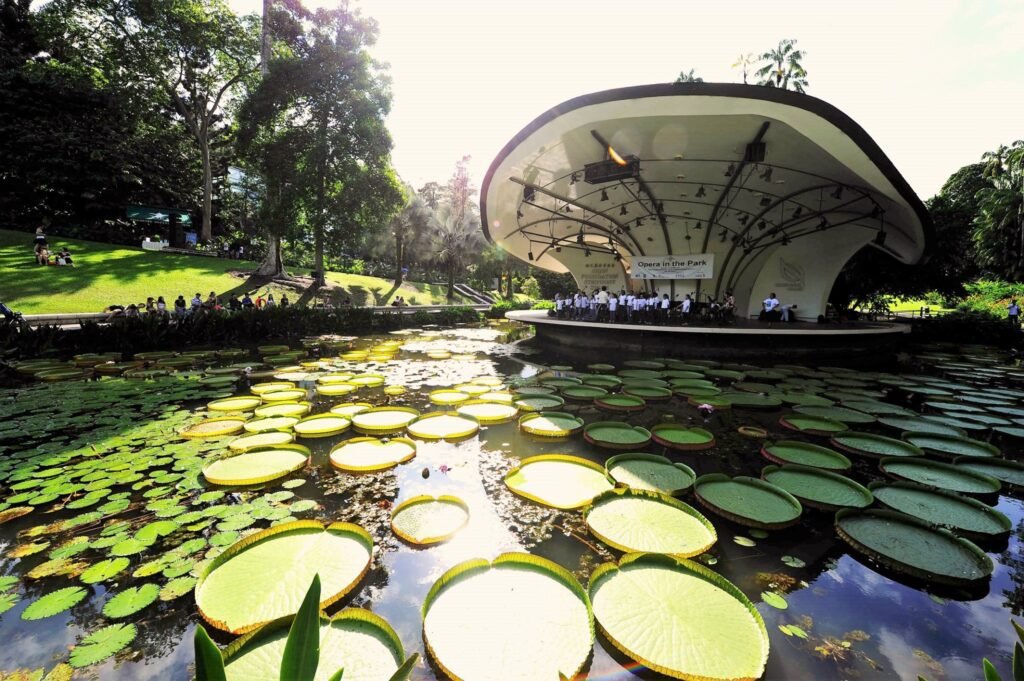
[481,83,931,320]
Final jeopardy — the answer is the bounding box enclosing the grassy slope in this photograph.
[0,229,465,313]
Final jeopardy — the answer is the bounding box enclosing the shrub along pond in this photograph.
[0,325,1021,679]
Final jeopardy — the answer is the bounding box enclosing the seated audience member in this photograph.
[125,304,140,319]
[174,295,187,317]
[228,295,242,312]
[59,248,74,266]
[242,293,254,309]
[280,294,290,308]
[156,296,168,316]
[145,297,156,314]
[265,294,276,309]
[780,303,799,322]
[191,293,202,313]
[35,245,49,266]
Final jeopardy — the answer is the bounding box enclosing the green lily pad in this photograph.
[69,623,137,668]
[584,422,652,450]
[953,458,1024,492]
[102,583,160,619]
[594,394,647,412]
[759,440,851,471]
[561,385,609,400]
[584,489,716,557]
[589,553,769,681]
[390,495,470,545]
[835,508,993,586]
[505,455,614,509]
[761,464,873,511]
[793,405,875,424]
[80,558,130,584]
[650,424,715,451]
[830,432,923,458]
[761,591,788,610]
[880,458,1001,496]
[605,453,696,495]
[518,412,585,438]
[877,416,965,437]
[21,586,89,620]
[870,481,1011,539]
[422,554,593,681]
[513,395,567,412]
[901,432,999,459]
[694,474,803,530]
[203,447,309,486]
[159,576,198,601]
[779,413,849,436]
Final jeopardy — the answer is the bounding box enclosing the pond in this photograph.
[0,322,1021,680]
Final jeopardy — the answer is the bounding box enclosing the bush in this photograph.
[911,309,1018,347]
[485,300,533,319]
[531,300,555,310]
[520,276,541,300]
[0,305,482,359]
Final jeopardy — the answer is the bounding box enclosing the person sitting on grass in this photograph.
[241,292,254,309]
[35,245,49,266]
[265,293,276,309]
[0,301,20,321]
[145,297,156,314]
[280,294,290,308]
[174,295,187,317]
[156,296,168,316]
[59,248,74,266]
[125,303,140,319]
[190,293,202,313]
[228,294,241,312]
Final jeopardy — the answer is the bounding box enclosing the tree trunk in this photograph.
[256,233,284,276]
[200,129,213,243]
[447,262,455,301]
[393,232,404,287]
[505,271,514,299]
[313,220,325,286]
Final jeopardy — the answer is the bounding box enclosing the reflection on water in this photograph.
[0,321,1019,680]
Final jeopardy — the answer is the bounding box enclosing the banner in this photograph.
[628,254,714,279]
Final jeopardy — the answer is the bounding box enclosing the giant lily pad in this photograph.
[584,489,716,557]
[455,400,519,424]
[650,424,715,451]
[760,440,852,471]
[293,414,351,438]
[406,413,480,441]
[228,431,295,452]
[835,508,993,586]
[594,394,646,412]
[243,416,299,434]
[584,422,652,450]
[208,396,262,412]
[561,385,610,400]
[351,407,421,434]
[223,608,408,681]
[181,417,247,439]
[954,458,1024,492]
[513,395,566,412]
[504,455,614,509]
[830,432,923,459]
[761,464,873,511]
[779,413,849,436]
[203,447,309,486]
[589,553,769,681]
[518,412,584,438]
[694,474,802,530]
[390,495,470,545]
[870,481,1011,539]
[330,437,416,472]
[901,432,998,459]
[877,416,965,437]
[196,520,373,634]
[254,401,312,418]
[422,553,593,681]
[429,389,471,406]
[605,453,696,495]
[793,405,875,424]
[879,457,1001,496]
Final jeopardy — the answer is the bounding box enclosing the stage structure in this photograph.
[481,83,931,320]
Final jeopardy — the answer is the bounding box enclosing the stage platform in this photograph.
[505,310,910,363]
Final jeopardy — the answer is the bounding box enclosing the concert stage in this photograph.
[506,310,910,363]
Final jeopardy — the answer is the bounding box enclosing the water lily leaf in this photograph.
[390,495,469,545]
[135,520,180,543]
[329,438,416,473]
[22,586,89,620]
[102,583,159,619]
[69,623,137,668]
[589,553,768,680]
[782,555,806,568]
[195,521,373,634]
[605,453,696,495]
[203,448,309,486]
[289,500,318,514]
[282,479,307,490]
[110,537,151,557]
[160,576,197,601]
[80,557,130,584]
[505,455,614,509]
[422,553,593,681]
[734,536,756,547]
[584,489,716,557]
[761,591,788,609]
[0,575,19,592]
[0,592,18,615]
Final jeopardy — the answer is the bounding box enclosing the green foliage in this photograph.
[486,300,533,319]
[280,574,322,681]
[973,142,1024,281]
[675,69,704,83]
[532,300,555,310]
[194,625,228,681]
[520,276,541,300]
[755,39,808,92]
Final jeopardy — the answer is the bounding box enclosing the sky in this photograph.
[229,0,1024,200]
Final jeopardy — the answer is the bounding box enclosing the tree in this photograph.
[240,1,402,281]
[755,39,808,93]
[432,156,484,300]
[732,52,755,84]
[387,191,433,287]
[974,141,1024,280]
[675,68,703,83]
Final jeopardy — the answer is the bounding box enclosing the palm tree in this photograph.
[431,203,484,301]
[732,53,755,84]
[755,39,809,93]
[974,141,1024,279]
[675,68,704,83]
[387,194,434,287]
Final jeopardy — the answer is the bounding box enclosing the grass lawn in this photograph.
[0,229,466,314]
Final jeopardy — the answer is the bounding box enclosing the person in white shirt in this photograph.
[625,293,635,323]
[596,287,610,322]
[780,303,798,322]
[762,292,781,321]
[660,294,671,324]
[608,293,618,323]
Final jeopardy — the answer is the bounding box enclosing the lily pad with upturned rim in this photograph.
[793,405,876,424]
[561,385,610,401]
[622,385,673,401]
[650,424,715,451]
[869,481,1011,539]
[351,406,421,434]
[588,552,769,681]
[901,432,999,459]
[594,394,646,412]
[504,454,614,509]
[605,453,696,495]
[953,457,1024,492]
[584,422,652,450]
[455,400,519,424]
[879,457,1001,496]
[406,412,480,441]
[830,432,923,459]
[761,464,873,511]
[779,413,849,436]
[181,417,247,439]
[421,553,594,681]
[329,437,416,472]
[202,447,309,486]
[390,495,470,545]
[877,416,966,437]
[207,396,262,412]
[584,489,717,557]
[519,411,585,438]
[720,392,783,409]
[760,440,852,471]
[195,520,373,635]
[293,413,351,438]
[227,431,295,452]
[834,508,993,586]
[694,474,802,530]
[513,395,566,412]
